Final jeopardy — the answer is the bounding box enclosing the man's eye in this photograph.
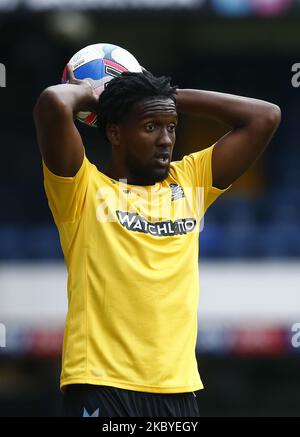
[168,124,177,132]
[145,124,155,132]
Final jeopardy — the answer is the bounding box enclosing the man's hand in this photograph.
[66,64,102,113]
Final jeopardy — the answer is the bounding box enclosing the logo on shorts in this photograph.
[83,407,99,417]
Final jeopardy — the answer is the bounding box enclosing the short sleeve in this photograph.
[42,154,93,224]
[170,144,231,213]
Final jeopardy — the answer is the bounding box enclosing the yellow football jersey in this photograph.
[42,144,229,393]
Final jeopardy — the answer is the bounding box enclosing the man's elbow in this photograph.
[33,87,67,124]
[260,103,281,131]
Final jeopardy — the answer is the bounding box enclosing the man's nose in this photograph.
[157,128,173,147]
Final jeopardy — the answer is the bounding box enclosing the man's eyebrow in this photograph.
[139,113,178,121]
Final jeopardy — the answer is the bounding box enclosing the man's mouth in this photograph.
[154,152,170,167]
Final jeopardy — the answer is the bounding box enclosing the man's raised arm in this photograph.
[33,66,99,177]
[176,89,281,189]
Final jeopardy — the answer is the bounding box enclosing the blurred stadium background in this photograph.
[1,0,300,417]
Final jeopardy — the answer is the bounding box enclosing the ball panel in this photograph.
[103,59,128,77]
[69,44,105,70]
[83,112,97,125]
[111,48,142,73]
[73,59,105,81]
[62,65,68,83]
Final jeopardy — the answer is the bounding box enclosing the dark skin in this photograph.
[34,65,281,189]
[105,98,177,185]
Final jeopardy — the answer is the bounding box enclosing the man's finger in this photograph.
[67,63,75,82]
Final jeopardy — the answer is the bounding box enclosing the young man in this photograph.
[34,67,280,417]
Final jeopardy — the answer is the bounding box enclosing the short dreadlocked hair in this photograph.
[97,70,178,139]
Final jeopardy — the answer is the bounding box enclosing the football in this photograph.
[62,43,142,127]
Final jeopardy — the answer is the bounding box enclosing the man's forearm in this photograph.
[176,89,280,128]
[35,83,96,116]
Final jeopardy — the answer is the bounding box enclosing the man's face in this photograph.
[116,97,178,185]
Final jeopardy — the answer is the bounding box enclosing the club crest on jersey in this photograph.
[170,183,185,201]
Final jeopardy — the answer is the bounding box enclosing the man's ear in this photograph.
[106,123,121,146]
